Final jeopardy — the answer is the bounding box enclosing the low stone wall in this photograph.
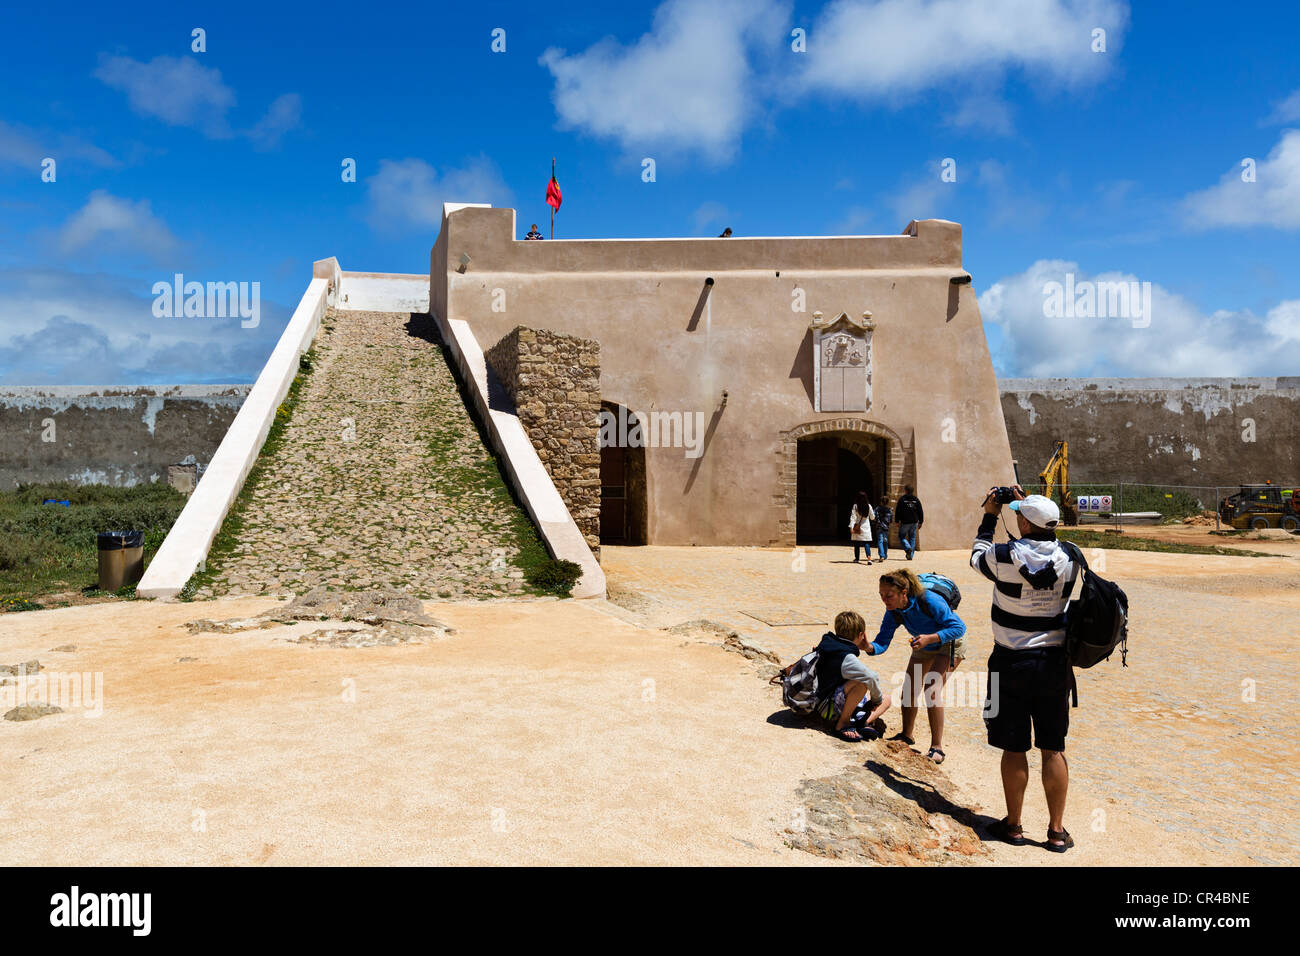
[1000,377,1300,487]
[486,327,602,553]
[0,386,250,488]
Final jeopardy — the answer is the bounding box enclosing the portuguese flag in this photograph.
[546,158,562,238]
[546,158,562,212]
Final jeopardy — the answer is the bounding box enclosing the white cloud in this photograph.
[1264,299,1300,345]
[979,259,1300,376]
[1265,88,1300,125]
[248,93,303,150]
[691,201,732,234]
[1181,129,1300,229]
[57,191,178,259]
[94,54,301,147]
[945,92,1016,136]
[363,157,512,234]
[796,0,1126,100]
[886,165,953,225]
[539,0,788,163]
[94,55,237,137]
[0,120,117,169]
[0,268,287,385]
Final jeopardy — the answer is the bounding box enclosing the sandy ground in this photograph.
[1,539,1294,866]
[603,543,1300,865]
[0,596,851,866]
[1096,522,1300,557]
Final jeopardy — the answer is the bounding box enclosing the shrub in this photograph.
[524,558,583,597]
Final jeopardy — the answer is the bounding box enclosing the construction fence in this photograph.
[1015,481,1300,532]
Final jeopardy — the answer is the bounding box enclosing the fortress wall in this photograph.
[1000,378,1300,487]
[0,386,250,488]
[436,206,1014,550]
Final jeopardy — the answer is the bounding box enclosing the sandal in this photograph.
[990,817,1026,846]
[1046,828,1074,853]
[834,726,863,742]
[891,733,915,746]
[927,747,946,765]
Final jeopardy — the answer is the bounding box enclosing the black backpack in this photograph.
[1060,542,1129,702]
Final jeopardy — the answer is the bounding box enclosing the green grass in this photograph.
[0,481,187,608]
[1057,528,1273,558]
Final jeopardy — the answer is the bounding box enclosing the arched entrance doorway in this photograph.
[796,437,881,543]
[777,418,908,547]
[599,401,648,545]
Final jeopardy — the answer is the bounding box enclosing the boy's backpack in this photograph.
[1060,542,1130,671]
[891,572,962,624]
[771,649,822,715]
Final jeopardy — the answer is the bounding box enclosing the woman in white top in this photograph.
[849,491,875,565]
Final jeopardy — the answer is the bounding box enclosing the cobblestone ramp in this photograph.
[193,309,530,599]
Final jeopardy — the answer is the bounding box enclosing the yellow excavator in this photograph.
[1039,439,1078,525]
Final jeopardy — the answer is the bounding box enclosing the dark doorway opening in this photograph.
[796,436,876,544]
[600,403,647,545]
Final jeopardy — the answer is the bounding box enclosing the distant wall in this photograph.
[1000,378,1300,488]
[0,386,250,488]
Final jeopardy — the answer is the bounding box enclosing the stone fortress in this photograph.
[5,205,1297,601]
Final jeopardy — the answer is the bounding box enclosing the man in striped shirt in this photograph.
[971,487,1080,853]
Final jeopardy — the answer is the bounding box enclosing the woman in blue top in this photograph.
[864,569,968,764]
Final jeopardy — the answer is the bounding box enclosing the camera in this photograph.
[992,486,1017,505]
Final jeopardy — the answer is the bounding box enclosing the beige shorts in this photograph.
[909,636,967,667]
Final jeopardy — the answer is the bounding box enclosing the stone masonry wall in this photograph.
[486,327,602,554]
[0,386,249,488]
[1000,377,1300,487]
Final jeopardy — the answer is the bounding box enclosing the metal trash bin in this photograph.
[97,530,144,592]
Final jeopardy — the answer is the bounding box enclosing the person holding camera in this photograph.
[971,485,1080,853]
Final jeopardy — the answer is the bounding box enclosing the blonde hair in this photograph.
[834,610,866,641]
[879,568,924,598]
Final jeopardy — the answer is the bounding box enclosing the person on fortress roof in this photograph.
[525,224,544,240]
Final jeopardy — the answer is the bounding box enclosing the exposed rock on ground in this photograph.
[786,740,991,865]
[184,588,453,647]
[5,704,64,722]
[0,661,41,676]
[263,587,449,628]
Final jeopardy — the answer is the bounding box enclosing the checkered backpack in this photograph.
[771,649,822,715]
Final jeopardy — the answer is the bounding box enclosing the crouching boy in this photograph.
[817,610,892,741]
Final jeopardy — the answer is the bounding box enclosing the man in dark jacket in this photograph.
[813,610,891,741]
[895,485,924,559]
[874,496,894,561]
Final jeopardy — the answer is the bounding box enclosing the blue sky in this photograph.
[3,0,1300,384]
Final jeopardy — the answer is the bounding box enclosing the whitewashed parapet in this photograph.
[137,277,330,599]
[435,313,606,599]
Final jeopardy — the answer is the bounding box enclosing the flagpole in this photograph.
[550,156,555,239]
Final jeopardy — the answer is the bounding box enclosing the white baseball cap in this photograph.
[1010,494,1060,528]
